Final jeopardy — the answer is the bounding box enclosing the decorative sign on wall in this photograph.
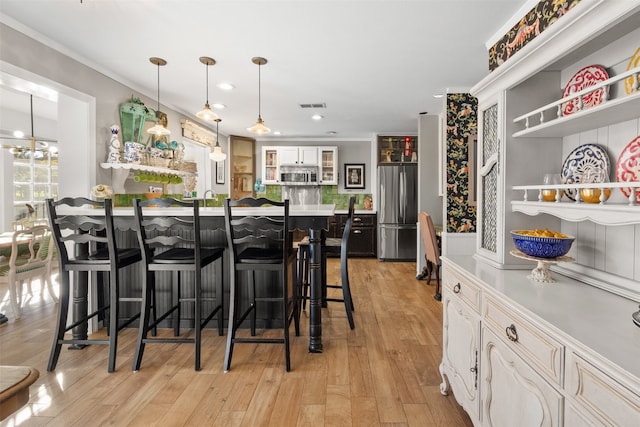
[181,119,215,147]
[489,0,582,71]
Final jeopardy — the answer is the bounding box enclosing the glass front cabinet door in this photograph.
[262,146,279,184]
[319,146,337,185]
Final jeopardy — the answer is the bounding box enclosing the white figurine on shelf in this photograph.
[107,124,122,163]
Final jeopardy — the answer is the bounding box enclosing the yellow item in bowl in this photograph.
[513,229,569,238]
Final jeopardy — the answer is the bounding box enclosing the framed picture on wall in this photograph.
[344,163,365,189]
[216,161,225,184]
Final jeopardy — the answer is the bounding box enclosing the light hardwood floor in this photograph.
[0,259,473,426]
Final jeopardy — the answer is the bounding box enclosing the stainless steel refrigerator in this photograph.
[377,163,418,261]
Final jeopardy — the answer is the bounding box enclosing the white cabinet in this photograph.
[280,146,318,165]
[440,256,640,427]
[262,146,279,184]
[261,145,338,185]
[481,327,563,427]
[440,264,481,422]
[319,146,337,185]
[471,2,640,294]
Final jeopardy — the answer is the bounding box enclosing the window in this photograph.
[13,148,58,222]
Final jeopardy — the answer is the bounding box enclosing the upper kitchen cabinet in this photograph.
[471,0,640,292]
[230,135,255,200]
[319,146,337,185]
[280,146,318,165]
[262,146,279,184]
[377,135,417,163]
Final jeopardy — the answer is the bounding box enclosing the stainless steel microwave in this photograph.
[280,167,318,185]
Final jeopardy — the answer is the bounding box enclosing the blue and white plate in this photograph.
[561,143,610,201]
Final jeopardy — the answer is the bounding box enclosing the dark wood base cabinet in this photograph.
[329,213,377,258]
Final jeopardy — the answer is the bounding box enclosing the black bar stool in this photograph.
[298,196,355,329]
[131,197,224,371]
[223,197,299,372]
[46,197,142,372]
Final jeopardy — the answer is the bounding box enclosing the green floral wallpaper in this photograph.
[489,0,582,71]
[446,93,477,233]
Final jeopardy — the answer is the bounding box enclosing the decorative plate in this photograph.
[615,135,640,200]
[561,143,610,201]
[562,65,609,116]
[624,47,640,95]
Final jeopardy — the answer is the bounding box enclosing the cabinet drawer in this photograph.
[442,265,481,314]
[566,352,640,426]
[483,295,564,386]
[351,214,376,227]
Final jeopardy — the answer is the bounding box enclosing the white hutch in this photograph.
[439,1,640,426]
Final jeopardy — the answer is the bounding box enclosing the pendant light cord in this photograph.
[258,62,262,119]
[205,63,210,104]
[156,63,161,113]
[30,94,34,137]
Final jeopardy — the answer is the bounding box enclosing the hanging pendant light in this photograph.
[247,57,270,135]
[196,56,219,122]
[1,94,57,155]
[210,118,227,161]
[147,57,171,136]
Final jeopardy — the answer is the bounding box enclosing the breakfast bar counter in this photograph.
[64,203,335,354]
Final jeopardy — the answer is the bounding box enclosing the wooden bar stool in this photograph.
[223,197,299,372]
[46,197,143,372]
[298,196,355,329]
[132,197,224,371]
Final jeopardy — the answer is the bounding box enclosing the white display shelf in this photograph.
[512,182,640,226]
[100,162,194,193]
[512,67,640,138]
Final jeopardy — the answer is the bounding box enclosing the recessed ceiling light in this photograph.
[212,103,226,109]
[326,131,337,135]
[273,131,281,135]
[312,114,323,120]
[433,93,443,98]
[13,130,24,138]
[218,83,235,91]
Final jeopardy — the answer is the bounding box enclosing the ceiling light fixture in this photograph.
[1,94,57,154]
[196,56,219,122]
[247,57,270,135]
[210,118,227,162]
[147,57,171,136]
[312,114,323,120]
[218,83,235,91]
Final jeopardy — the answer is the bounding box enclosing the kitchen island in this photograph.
[61,203,335,354]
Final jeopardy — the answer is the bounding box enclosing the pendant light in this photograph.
[1,94,57,154]
[196,56,219,122]
[210,118,227,161]
[247,57,270,135]
[147,57,171,136]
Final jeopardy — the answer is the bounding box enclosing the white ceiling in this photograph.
[0,0,528,140]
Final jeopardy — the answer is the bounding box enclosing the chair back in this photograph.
[340,196,356,260]
[9,225,52,274]
[224,197,290,265]
[419,211,440,265]
[46,197,118,267]
[132,197,202,265]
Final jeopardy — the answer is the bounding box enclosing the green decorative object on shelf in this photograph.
[119,96,156,144]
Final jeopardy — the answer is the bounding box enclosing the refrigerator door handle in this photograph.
[399,168,405,222]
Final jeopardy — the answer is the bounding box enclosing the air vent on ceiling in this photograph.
[299,103,326,109]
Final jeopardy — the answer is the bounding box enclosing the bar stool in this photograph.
[223,197,299,372]
[46,197,142,372]
[132,197,224,371]
[298,196,355,329]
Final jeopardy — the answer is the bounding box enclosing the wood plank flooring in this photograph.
[0,259,473,426]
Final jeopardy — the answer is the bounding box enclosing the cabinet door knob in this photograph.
[506,324,518,342]
[354,217,362,222]
[453,283,461,293]
[353,230,362,234]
